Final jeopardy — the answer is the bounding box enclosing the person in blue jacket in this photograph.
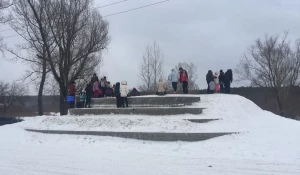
[168,69,179,93]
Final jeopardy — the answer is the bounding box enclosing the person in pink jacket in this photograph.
[93,81,99,98]
[214,72,220,93]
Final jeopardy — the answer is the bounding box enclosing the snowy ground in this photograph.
[0,94,300,175]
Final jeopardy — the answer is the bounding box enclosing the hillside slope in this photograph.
[0,94,299,175]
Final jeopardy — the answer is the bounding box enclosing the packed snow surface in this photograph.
[0,94,300,175]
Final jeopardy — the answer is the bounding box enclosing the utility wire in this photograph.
[2,34,18,39]
[1,0,170,39]
[103,0,169,17]
[2,35,19,39]
[0,28,13,32]
[0,0,132,34]
[0,0,130,28]
[97,0,129,9]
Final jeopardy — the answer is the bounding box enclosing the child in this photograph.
[105,87,113,97]
[157,78,166,96]
[80,90,86,108]
[75,91,81,108]
[214,72,220,93]
[93,81,99,98]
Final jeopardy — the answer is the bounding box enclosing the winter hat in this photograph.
[179,67,183,71]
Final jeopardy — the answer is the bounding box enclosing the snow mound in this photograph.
[21,94,298,134]
[0,94,300,175]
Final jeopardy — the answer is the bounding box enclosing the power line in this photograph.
[97,0,129,9]
[1,0,170,39]
[0,1,132,34]
[0,28,14,32]
[2,34,18,39]
[0,1,129,28]
[103,0,169,17]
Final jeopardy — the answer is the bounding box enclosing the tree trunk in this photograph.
[59,86,69,116]
[274,88,284,117]
[37,58,47,116]
[59,93,68,116]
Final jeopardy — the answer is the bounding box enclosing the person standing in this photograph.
[214,72,220,93]
[85,82,93,108]
[91,73,99,84]
[68,81,76,108]
[224,69,233,94]
[168,69,179,93]
[100,77,107,97]
[78,90,86,108]
[219,70,225,93]
[93,81,99,98]
[179,67,189,94]
[115,82,121,108]
[206,70,214,94]
[120,81,129,108]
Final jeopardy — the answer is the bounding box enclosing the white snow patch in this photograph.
[0,94,299,175]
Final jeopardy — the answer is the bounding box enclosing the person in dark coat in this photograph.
[130,88,140,96]
[85,81,93,108]
[105,87,113,97]
[91,73,99,84]
[114,82,121,108]
[219,70,225,93]
[68,81,76,108]
[206,70,214,94]
[224,69,233,94]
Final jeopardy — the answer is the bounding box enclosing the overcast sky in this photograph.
[1,0,300,94]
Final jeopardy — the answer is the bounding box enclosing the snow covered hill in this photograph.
[0,94,299,175]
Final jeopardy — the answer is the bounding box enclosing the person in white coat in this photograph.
[120,80,129,108]
[214,72,220,93]
[168,69,179,93]
[157,78,166,95]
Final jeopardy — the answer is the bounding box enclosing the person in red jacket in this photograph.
[179,67,189,94]
[68,81,76,108]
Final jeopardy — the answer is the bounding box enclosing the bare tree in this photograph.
[0,0,13,22]
[236,32,300,117]
[139,41,164,92]
[0,81,28,114]
[139,45,153,91]
[0,0,14,53]
[11,0,110,115]
[175,62,199,91]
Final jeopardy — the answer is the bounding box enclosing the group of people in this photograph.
[157,67,189,95]
[91,74,114,98]
[67,68,233,109]
[67,81,93,109]
[206,69,233,94]
[67,73,141,109]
